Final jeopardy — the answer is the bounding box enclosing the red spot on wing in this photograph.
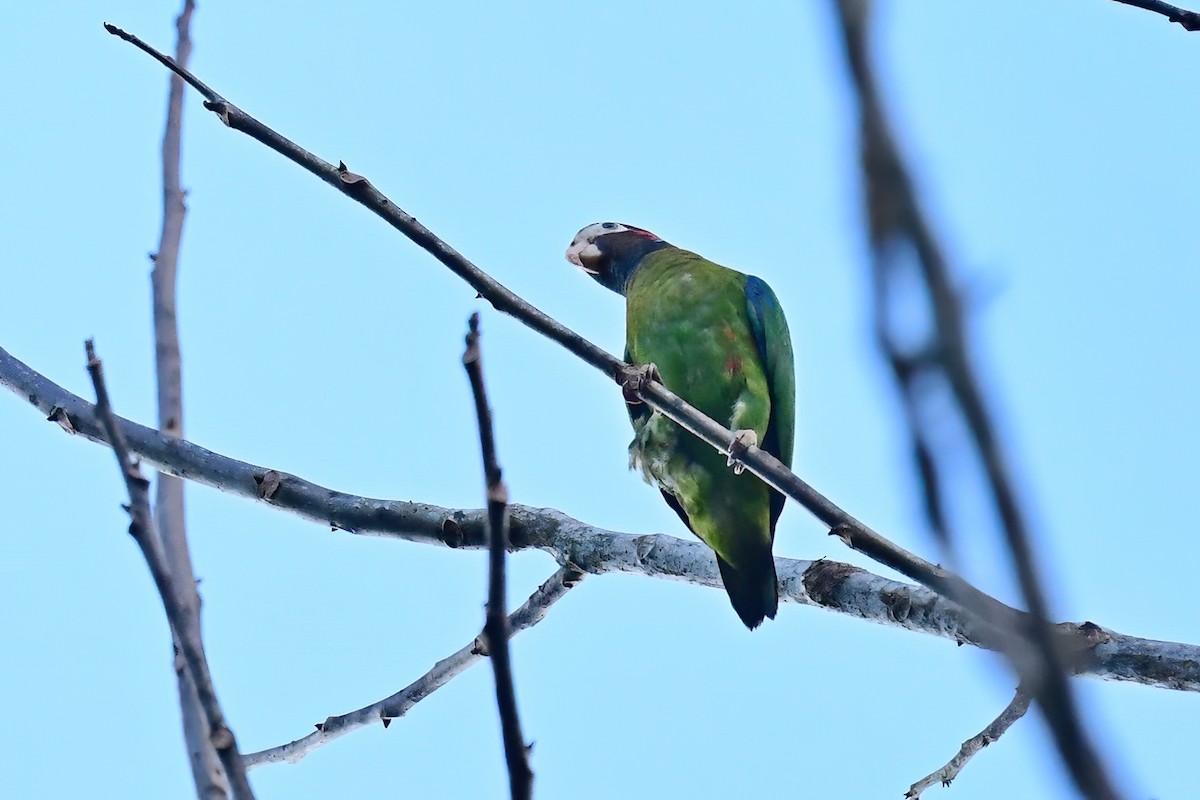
[725,356,743,375]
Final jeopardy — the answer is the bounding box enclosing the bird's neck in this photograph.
[607,240,671,296]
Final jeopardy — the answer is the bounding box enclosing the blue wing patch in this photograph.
[743,273,797,529]
[744,275,780,364]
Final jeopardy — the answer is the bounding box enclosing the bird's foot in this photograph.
[619,362,662,405]
[726,429,758,475]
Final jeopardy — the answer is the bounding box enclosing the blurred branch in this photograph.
[462,313,533,800]
[101,22,1031,639]
[148,2,225,796]
[243,566,582,769]
[2,343,1194,692]
[84,341,255,800]
[1111,0,1200,30]
[832,1,1120,798]
[905,685,1032,799]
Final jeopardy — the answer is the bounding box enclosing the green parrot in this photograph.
[566,222,795,629]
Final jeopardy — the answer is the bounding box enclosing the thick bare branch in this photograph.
[243,566,581,769]
[84,341,255,800]
[148,2,224,796]
[832,2,1120,798]
[2,344,1193,692]
[1110,0,1200,30]
[906,686,1032,798]
[101,23,1032,640]
[463,313,532,800]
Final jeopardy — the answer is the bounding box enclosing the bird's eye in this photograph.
[601,222,616,230]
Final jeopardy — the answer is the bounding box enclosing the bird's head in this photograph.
[565,222,669,296]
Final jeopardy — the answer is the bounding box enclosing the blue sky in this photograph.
[2,2,1197,798]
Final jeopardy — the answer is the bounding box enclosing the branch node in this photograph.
[828,522,855,547]
[440,517,464,548]
[1077,621,1112,646]
[210,725,234,750]
[881,586,913,623]
[254,470,283,500]
[337,161,369,189]
[46,405,76,434]
[507,516,528,547]
[633,534,658,565]
[802,558,865,607]
[561,565,585,587]
[202,99,232,126]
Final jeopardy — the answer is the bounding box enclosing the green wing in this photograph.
[744,275,796,530]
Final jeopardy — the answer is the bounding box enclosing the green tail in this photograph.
[716,552,779,630]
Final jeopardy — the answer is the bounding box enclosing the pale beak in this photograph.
[565,239,600,274]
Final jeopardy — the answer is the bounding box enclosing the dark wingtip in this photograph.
[717,554,779,630]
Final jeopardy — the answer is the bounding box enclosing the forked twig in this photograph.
[242,566,581,768]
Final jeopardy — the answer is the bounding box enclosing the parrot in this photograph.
[565,222,795,629]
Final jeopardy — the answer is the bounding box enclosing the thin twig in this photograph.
[149,2,224,796]
[242,566,582,768]
[463,313,532,800]
[84,341,255,800]
[1110,0,1200,30]
[3,344,1193,691]
[102,23,1028,641]
[905,686,1033,798]
[831,2,1121,798]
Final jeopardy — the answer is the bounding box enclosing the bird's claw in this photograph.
[726,429,758,474]
[619,363,662,405]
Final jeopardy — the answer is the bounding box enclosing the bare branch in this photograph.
[243,565,581,769]
[84,341,255,800]
[463,313,533,800]
[906,686,1033,799]
[832,2,1121,798]
[3,344,1193,692]
[147,2,225,796]
[101,23,1032,640]
[1110,0,1200,30]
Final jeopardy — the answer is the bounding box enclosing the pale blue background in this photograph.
[2,2,1197,798]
